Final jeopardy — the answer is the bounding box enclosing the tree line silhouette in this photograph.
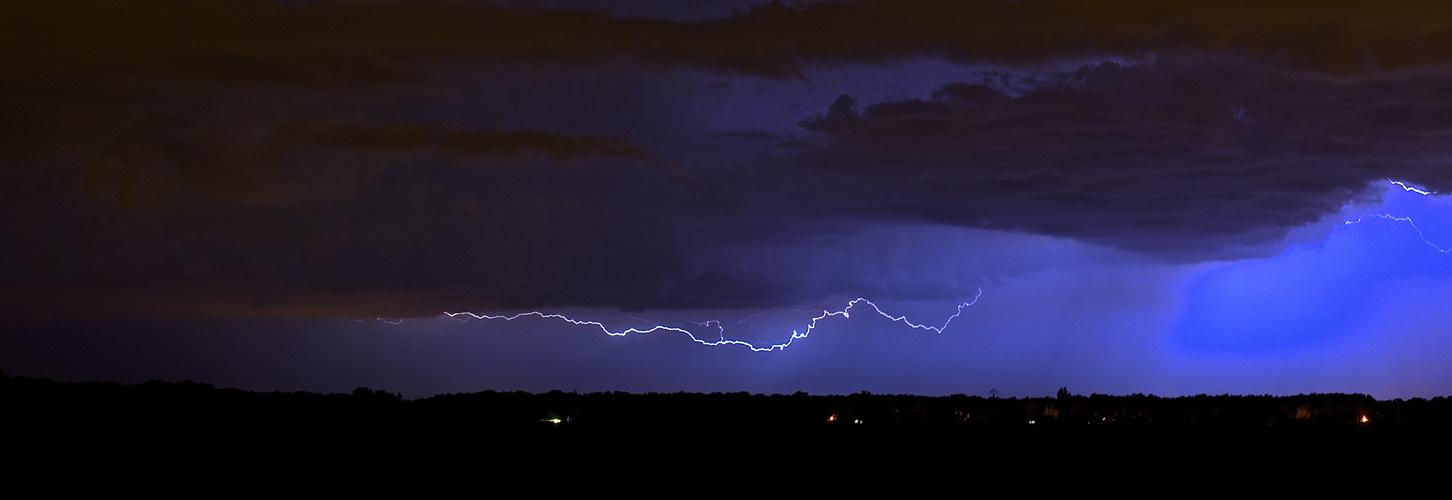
[10,369,1450,479]
[9,370,1452,430]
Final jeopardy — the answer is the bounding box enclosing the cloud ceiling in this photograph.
[5,0,1452,318]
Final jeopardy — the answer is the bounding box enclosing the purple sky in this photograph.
[6,1,1452,398]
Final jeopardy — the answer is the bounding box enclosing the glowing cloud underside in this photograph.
[444,289,982,352]
[1175,179,1452,352]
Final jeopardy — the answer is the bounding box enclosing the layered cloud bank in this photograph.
[6,1,1452,318]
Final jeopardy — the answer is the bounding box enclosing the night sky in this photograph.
[7,0,1452,398]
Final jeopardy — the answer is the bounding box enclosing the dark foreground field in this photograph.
[5,371,1445,486]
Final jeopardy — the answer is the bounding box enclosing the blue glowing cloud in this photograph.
[1176,181,1452,352]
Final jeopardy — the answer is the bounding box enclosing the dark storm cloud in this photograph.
[9,0,1452,85]
[0,75,691,318]
[787,56,1452,256]
[1,152,711,319]
[279,120,650,162]
[9,0,1452,318]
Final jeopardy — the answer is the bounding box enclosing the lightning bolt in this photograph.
[1390,180,1436,195]
[673,312,770,344]
[1344,213,1452,253]
[444,288,982,352]
[1343,180,1451,253]
[354,317,405,325]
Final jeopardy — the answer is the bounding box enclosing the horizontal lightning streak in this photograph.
[444,288,983,352]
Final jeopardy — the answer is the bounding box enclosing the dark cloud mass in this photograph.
[791,57,1452,256]
[8,1,1452,81]
[281,120,650,162]
[6,0,1452,318]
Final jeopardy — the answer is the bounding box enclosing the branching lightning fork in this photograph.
[444,288,983,352]
[1344,180,1452,253]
